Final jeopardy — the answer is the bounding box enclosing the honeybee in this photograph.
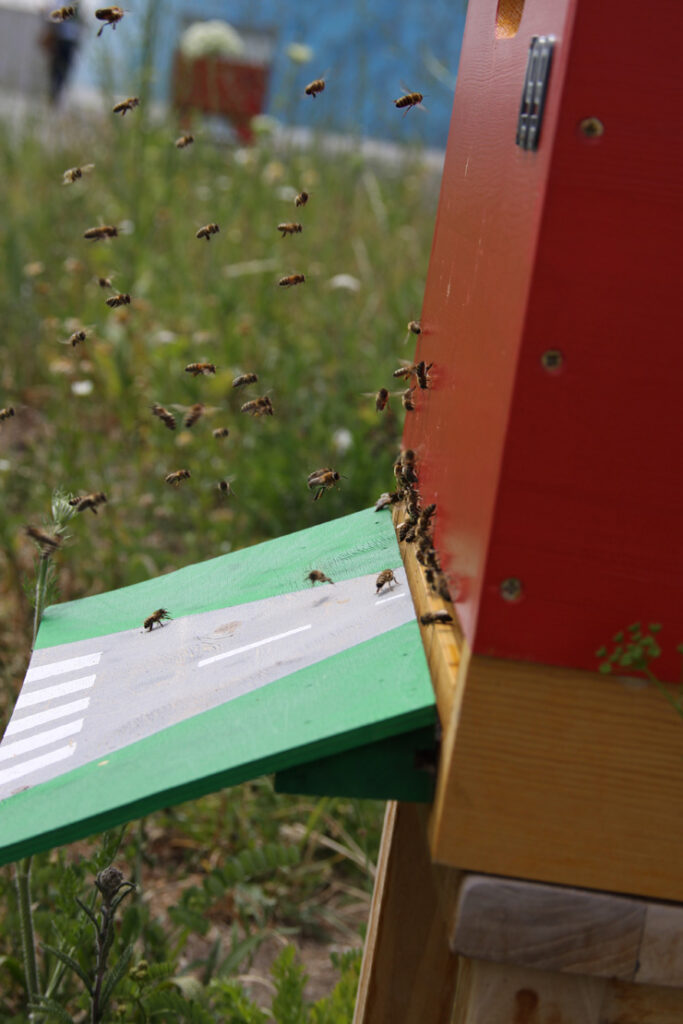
[308,468,340,501]
[294,190,309,208]
[240,396,273,417]
[278,274,305,287]
[105,293,130,308]
[50,6,77,21]
[375,387,390,412]
[151,403,176,430]
[419,503,436,529]
[374,491,399,511]
[175,134,194,148]
[407,320,422,334]
[218,478,236,496]
[67,329,87,347]
[416,360,432,390]
[304,78,325,98]
[25,525,61,550]
[62,163,94,185]
[0,407,16,422]
[394,91,424,112]
[307,467,334,484]
[112,97,139,116]
[420,610,453,625]
[402,387,415,411]
[392,361,417,380]
[396,521,411,543]
[69,491,107,514]
[185,362,216,377]
[95,6,125,36]
[376,569,400,594]
[212,427,230,439]
[307,570,334,586]
[84,224,118,240]
[278,223,303,238]
[165,469,191,487]
[184,403,204,428]
[196,223,219,241]
[144,608,171,631]
[97,275,113,288]
[231,372,258,388]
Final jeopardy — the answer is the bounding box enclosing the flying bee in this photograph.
[184,403,204,428]
[66,329,88,347]
[62,163,94,185]
[402,387,416,411]
[218,478,236,496]
[0,407,15,422]
[294,190,309,208]
[175,134,194,148]
[105,293,130,308]
[69,491,107,514]
[279,273,305,287]
[165,469,190,487]
[84,224,118,240]
[420,610,453,626]
[376,569,400,594]
[240,396,273,417]
[278,222,303,238]
[307,467,334,485]
[232,372,258,388]
[304,78,325,98]
[95,6,125,36]
[213,427,229,439]
[50,6,77,22]
[96,275,113,288]
[393,361,417,380]
[185,362,216,377]
[144,608,171,631]
[407,320,422,334]
[307,570,334,586]
[25,525,61,550]
[196,223,219,241]
[394,91,424,112]
[112,97,139,116]
[151,403,176,430]
[416,360,432,390]
[308,469,340,501]
[375,387,390,412]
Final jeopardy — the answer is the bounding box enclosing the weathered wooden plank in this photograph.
[600,979,683,1024]
[635,903,683,987]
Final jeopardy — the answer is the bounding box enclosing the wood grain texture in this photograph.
[600,980,683,1024]
[354,802,459,1024]
[429,653,683,901]
[635,904,683,987]
[451,875,644,979]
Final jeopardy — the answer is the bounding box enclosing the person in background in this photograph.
[40,7,83,104]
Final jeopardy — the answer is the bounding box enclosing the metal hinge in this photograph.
[516,35,555,151]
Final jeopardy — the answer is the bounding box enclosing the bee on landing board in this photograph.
[144,608,171,631]
[50,6,77,22]
[376,569,400,594]
[294,190,309,208]
[0,407,15,422]
[151,403,176,430]
[165,469,191,487]
[374,491,400,511]
[278,274,305,288]
[278,223,303,238]
[307,570,334,586]
[232,372,258,389]
[307,468,341,502]
[394,91,424,113]
[62,164,94,185]
[105,293,130,308]
[196,223,219,241]
[84,224,118,240]
[420,610,453,626]
[112,97,139,116]
[25,525,61,550]
[69,492,107,514]
[185,362,216,377]
[95,7,125,36]
[175,134,194,149]
[304,78,325,98]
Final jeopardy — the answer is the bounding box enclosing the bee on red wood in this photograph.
[69,492,107,514]
[112,97,139,116]
[304,78,325,98]
[84,224,118,240]
[307,570,334,586]
[394,91,423,112]
[420,610,453,625]
[0,407,15,422]
[184,403,205,428]
[50,6,77,22]
[232,372,258,388]
[175,134,194,148]
[308,468,340,501]
[278,223,303,238]
[105,293,130,308]
[416,360,432,390]
[165,469,190,487]
[185,362,216,377]
[196,223,219,241]
[279,273,305,287]
[376,569,400,594]
[62,164,94,185]
[402,387,415,411]
[152,403,176,430]
[213,427,230,439]
[144,608,171,631]
[95,6,125,37]
[25,525,61,550]
[294,190,309,208]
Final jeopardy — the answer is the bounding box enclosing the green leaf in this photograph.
[595,646,607,658]
[649,623,662,633]
[201,936,221,986]
[613,631,624,642]
[100,942,134,1012]
[168,905,210,936]
[74,896,99,931]
[41,943,93,995]
[598,662,612,675]
[216,930,265,979]
[28,997,75,1023]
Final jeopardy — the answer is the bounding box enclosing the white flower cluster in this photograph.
[179,20,244,60]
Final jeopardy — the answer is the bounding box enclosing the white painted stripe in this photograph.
[198,623,312,668]
[0,745,76,786]
[375,593,406,606]
[15,675,96,709]
[0,720,84,762]
[25,651,101,683]
[5,698,91,736]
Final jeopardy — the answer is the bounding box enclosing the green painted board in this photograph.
[0,509,436,865]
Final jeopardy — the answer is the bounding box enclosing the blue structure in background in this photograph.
[73,0,468,150]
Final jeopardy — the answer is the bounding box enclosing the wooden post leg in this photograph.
[354,801,459,1024]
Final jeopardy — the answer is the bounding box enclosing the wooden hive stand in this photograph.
[354,0,683,1020]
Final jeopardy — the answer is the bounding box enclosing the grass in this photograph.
[0,96,439,1019]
